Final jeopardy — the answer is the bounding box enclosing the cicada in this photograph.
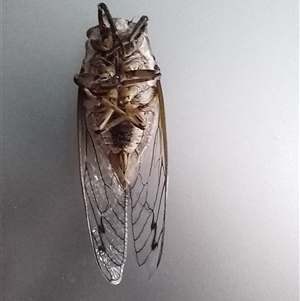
[74,3,168,285]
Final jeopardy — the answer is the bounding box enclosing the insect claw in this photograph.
[129,15,149,42]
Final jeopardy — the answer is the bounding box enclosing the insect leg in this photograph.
[128,16,149,42]
[98,3,125,55]
[96,108,114,131]
[101,111,145,131]
[100,98,126,116]
[98,3,118,38]
[125,70,160,80]
[122,70,161,87]
[102,89,158,131]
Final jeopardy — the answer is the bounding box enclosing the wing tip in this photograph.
[110,275,123,285]
[101,264,124,285]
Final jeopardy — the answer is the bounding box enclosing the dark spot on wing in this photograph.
[151,221,157,230]
[98,220,106,233]
[151,241,158,250]
[98,244,106,252]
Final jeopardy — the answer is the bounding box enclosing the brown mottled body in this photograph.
[75,15,160,185]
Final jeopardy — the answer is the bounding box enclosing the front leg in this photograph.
[101,91,158,131]
[83,87,123,130]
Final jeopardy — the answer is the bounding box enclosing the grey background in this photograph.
[2,0,298,300]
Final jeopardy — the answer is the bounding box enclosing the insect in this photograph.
[74,3,168,284]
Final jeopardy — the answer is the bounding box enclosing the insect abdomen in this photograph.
[101,120,143,154]
[110,120,133,148]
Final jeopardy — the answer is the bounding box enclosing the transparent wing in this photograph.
[78,89,127,285]
[129,81,168,277]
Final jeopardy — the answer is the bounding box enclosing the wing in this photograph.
[78,89,128,285]
[129,80,168,278]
